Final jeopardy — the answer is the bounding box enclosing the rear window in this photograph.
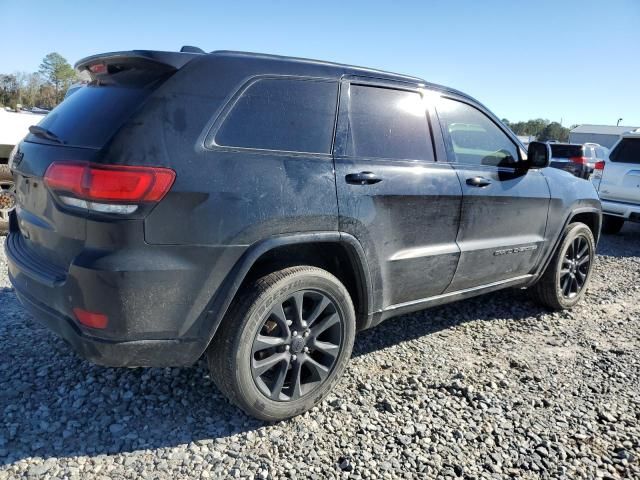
[610,138,640,164]
[550,144,583,159]
[212,78,338,154]
[29,86,151,149]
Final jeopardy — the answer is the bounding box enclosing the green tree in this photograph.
[39,52,76,103]
[0,74,19,108]
[15,72,43,108]
[538,122,570,142]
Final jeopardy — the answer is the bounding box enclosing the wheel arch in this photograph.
[569,209,602,244]
[201,232,374,350]
[530,206,601,285]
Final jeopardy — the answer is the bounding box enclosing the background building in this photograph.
[569,124,638,148]
[517,135,536,146]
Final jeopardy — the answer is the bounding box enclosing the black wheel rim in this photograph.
[559,235,591,299]
[250,289,343,402]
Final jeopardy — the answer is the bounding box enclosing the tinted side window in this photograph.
[550,144,584,159]
[437,97,519,167]
[214,78,337,153]
[345,85,433,161]
[610,138,640,164]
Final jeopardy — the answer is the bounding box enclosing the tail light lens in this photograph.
[44,161,175,214]
[594,160,605,171]
[569,156,590,165]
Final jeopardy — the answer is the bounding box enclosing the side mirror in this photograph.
[527,141,551,169]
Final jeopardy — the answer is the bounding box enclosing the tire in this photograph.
[0,164,15,235]
[530,222,595,310]
[601,215,624,235]
[207,266,356,421]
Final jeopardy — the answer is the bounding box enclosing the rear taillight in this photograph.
[594,160,605,171]
[569,156,590,165]
[44,161,175,214]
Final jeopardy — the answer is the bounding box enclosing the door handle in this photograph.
[345,172,382,185]
[466,176,492,187]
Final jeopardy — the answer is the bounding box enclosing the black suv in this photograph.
[5,49,601,420]
[548,142,608,179]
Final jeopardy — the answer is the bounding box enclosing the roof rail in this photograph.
[180,46,205,54]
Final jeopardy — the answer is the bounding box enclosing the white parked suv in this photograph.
[592,129,640,234]
[0,109,46,234]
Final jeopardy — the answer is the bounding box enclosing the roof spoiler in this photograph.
[75,49,203,76]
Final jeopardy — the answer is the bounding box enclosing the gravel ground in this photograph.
[1,224,639,479]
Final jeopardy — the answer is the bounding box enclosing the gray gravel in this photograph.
[1,224,639,479]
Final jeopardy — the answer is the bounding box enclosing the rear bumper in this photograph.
[5,230,246,367]
[600,199,640,222]
[12,284,202,367]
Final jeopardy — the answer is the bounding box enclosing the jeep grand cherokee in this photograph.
[5,49,602,420]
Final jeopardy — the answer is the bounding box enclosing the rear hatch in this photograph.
[597,137,640,205]
[549,144,584,173]
[10,50,199,272]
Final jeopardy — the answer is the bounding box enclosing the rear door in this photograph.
[597,137,640,205]
[333,79,463,310]
[434,95,550,292]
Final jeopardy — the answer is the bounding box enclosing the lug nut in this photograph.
[292,331,298,337]
[303,347,309,353]
[303,330,310,337]
[301,321,307,328]
[285,345,290,351]
[291,354,297,361]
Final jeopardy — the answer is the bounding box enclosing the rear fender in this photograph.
[198,231,375,352]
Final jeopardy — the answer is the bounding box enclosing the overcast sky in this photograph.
[2,0,639,127]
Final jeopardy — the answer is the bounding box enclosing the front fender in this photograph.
[532,168,602,282]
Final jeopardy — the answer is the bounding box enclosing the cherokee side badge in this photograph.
[493,245,538,256]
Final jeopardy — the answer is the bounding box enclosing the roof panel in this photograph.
[570,124,639,135]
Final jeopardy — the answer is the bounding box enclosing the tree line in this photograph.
[501,118,572,142]
[0,53,80,110]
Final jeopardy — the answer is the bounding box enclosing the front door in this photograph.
[434,95,551,292]
[333,79,463,311]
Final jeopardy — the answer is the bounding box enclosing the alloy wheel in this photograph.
[250,289,343,401]
[559,235,591,298]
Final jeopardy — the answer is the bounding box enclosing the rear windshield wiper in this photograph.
[28,125,65,144]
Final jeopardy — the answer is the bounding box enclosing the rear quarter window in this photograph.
[610,138,640,164]
[211,77,338,154]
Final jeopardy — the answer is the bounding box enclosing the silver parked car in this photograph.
[592,129,640,233]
